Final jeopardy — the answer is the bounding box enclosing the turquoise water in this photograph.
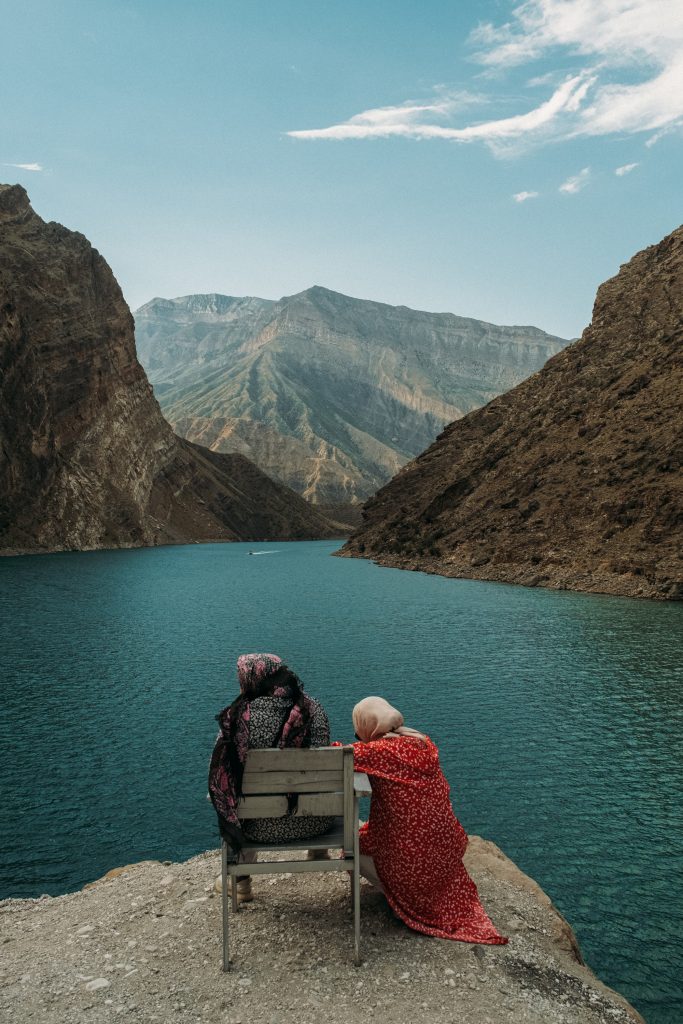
[1,541,681,1022]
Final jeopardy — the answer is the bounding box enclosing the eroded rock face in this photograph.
[0,185,337,553]
[135,288,568,505]
[341,227,683,600]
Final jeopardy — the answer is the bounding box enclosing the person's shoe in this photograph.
[306,849,331,861]
[213,875,254,903]
[234,877,254,903]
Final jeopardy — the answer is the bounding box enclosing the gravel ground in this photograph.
[0,837,643,1024]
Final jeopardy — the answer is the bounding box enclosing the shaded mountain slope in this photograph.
[135,288,568,504]
[340,227,683,601]
[0,185,337,555]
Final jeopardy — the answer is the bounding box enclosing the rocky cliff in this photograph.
[0,842,644,1024]
[0,185,338,554]
[341,227,683,600]
[135,288,568,505]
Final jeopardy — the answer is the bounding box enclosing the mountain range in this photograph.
[0,185,338,554]
[135,288,568,506]
[341,226,683,601]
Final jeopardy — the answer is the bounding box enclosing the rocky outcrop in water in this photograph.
[0,185,338,554]
[341,227,683,600]
[135,289,568,505]
[0,841,644,1024]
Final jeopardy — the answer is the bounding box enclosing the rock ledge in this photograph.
[0,837,643,1024]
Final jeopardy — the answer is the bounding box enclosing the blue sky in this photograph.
[2,0,681,338]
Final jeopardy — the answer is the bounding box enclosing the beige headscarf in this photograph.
[352,696,426,743]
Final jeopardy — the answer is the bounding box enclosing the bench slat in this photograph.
[242,778,344,794]
[242,769,343,794]
[245,748,343,771]
[295,793,344,816]
[237,795,288,818]
[228,858,352,874]
[237,793,344,819]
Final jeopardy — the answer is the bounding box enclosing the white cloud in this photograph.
[3,162,43,171]
[289,76,592,152]
[472,0,681,68]
[644,124,682,147]
[473,0,683,140]
[559,167,591,193]
[526,71,560,87]
[615,162,639,175]
[288,92,482,141]
[289,0,683,153]
[513,190,539,202]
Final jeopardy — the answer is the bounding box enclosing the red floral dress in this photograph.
[352,735,507,944]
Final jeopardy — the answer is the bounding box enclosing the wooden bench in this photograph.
[220,746,371,969]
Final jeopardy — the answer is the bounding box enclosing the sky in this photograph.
[2,0,682,338]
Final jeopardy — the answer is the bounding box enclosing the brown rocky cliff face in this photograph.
[0,185,337,553]
[341,226,683,600]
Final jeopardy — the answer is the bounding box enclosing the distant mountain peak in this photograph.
[287,284,419,315]
[137,292,272,312]
[135,285,569,505]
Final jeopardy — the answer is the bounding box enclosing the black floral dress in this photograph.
[240,694,335,844]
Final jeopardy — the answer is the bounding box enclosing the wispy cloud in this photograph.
[615,162,639,176]
[288,92,483,141]
[472,0,683,139]
[3,162,43,171]
[645,126,675,147]
[289,0,683,154]
[513,190,539,202]
[289,77,591,153]
[559,167,591,193]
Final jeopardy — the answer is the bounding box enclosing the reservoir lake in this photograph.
[1,540,681,1023]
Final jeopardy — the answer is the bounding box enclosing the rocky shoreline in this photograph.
[0,838,643,1024]
[336,546,677,601]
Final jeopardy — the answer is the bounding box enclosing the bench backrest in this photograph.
[238,747,355,852]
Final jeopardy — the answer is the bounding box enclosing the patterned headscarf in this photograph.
[208,653,314,848]
[237,653,282,694]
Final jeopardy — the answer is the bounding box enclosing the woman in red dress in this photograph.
[351,696,507,945]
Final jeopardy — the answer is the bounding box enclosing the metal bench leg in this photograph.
[231,869,238,914]
[353,797,361,965]
[221,841,230,971]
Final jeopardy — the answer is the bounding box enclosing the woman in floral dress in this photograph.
[351,696,507,945]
